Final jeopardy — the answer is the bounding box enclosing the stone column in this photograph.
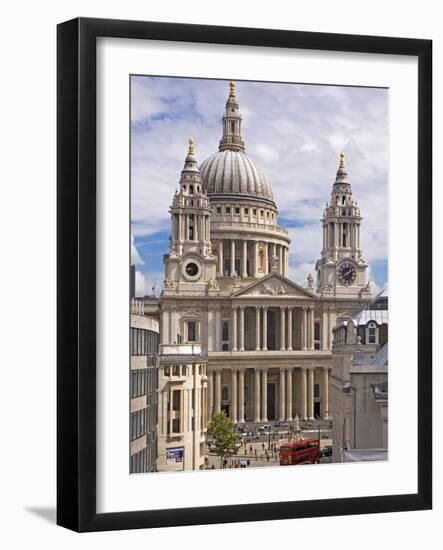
[302,307,308,350]
[293,368,299,418]
[254,368,261,422]
[215,306,221,352]
[279,245,283,274]
[194,215,199,242]
[261,368,268,421]
[230,239,236,276]
[286,368,293,421]
[231,369,238,423]
[322,367,330,419]
[280,306,286,351]
[264,243,269,275]
[309,307,315,350]
[218,240,224,276]
[232,306,238,352]
[279,368,285,420]
[215,370,221,414]
[307,368,315,420]
[254,241,259,277]
[208,370,214,419]
[255,306,261,351]
[287,307,293,351]
[301,367,307,419]
[242,240,248,277]
[262,306,268,351]
[239,306,245,351]
[238,369,245,423]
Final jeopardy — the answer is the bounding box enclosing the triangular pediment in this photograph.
[233,273,318,299]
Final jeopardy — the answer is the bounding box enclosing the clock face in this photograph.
[338,262,356,285]
[185,262,199,277]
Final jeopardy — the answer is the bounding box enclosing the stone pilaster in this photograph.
[254,368,261,422]
[215,370,221,414]
[322,367,330,419]
[255,306,261,351]
[232,306,238,352]
[286,368,293,421]
[261,368,268,422]
[239,306,245,351]
[262,306,268,351]
[279,368,285,421]
[238,368,245,423]
[231,369,238,423]
[287,307,293,351]
[280,306,286,351]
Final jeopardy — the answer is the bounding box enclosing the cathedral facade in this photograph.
[156,81,372,471]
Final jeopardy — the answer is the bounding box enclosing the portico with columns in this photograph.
[206,362,331,423]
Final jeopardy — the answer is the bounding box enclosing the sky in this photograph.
[131,76,388,297]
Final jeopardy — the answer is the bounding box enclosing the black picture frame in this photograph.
[57,17,432,532]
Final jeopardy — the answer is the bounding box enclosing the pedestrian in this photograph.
[247,459,250,467]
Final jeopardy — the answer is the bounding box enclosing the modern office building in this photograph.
[130,300,159,473]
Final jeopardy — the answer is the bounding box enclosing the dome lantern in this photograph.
[218,80,245,153]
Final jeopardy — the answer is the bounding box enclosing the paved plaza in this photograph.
[205,420,333,469]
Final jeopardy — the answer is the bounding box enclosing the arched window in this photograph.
[231,121,236,134]
[314,383,320,398]
[222,386,229,401]
[189,184,194,194]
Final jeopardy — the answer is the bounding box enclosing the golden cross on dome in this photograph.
[188,137,195,155]
[339,151,345,168]
[229,80,236,97]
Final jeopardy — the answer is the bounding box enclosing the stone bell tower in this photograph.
[315,152,371,298]
[163,138,216,295]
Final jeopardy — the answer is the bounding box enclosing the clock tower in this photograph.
[163,138,216,295]
[315,152,371,298]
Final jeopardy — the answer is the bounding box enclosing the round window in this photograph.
[185,262,199,277]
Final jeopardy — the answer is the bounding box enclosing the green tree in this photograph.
[207,412,237,469]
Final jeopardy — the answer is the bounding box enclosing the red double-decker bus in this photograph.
[279,439,320,466]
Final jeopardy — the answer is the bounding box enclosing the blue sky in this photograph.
[131,76,388,296]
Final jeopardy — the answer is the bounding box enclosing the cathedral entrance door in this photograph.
[221,404,230,418]
[267,383,275,420]
[314,401,321,418]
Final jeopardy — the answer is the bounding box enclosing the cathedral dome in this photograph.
[199,150,275,206]
[199,80,276,208]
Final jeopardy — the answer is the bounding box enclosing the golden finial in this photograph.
[339,151,345,168]
[188,137,195,155]
[229,80,235,97]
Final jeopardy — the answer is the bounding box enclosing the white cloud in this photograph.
[131,235,144,266]
[288,262,316,287]
[135,270,164,297]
